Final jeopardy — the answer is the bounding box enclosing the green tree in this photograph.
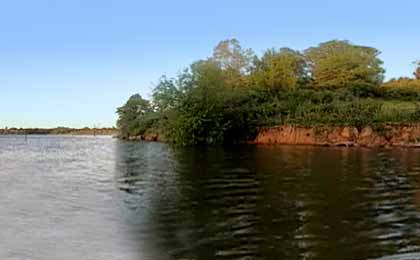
[251,48,308,91]
[152,69,195,112]
[210,39,256,88]
[167,60,226,144]
[211,38,255,73]
[189,60,225,91]
[152,76,180,112]
[116,94,153,137]
[166,59,265,145]
[305,40,385,88]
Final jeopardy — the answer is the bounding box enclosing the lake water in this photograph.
[1,136,420,260]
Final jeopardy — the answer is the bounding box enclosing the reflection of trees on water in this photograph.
[366,149,420,255]
[263,147,420,260]
[252,146,375,259]
[115,142,420,260]
[114,141,182,259]
[115,144,268,259]
[154,146,266,259]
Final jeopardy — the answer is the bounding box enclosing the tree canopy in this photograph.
[116,94,153,137]
[210,39,256,88]
[251,48,308,90]
[304,40,385,88]
[210,38,255,74]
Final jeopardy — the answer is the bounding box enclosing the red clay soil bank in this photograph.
[252,125,420,147]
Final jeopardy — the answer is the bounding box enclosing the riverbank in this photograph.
[252,124,420,147]
[0,127,118,136]
[116,38,420,146]
[123,124,420,148]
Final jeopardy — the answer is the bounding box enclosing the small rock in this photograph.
[341,127,352,138]
[360,126,373,138]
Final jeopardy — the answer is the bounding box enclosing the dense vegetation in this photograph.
[117,39,420,145]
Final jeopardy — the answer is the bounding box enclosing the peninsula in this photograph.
[115,39,420,146]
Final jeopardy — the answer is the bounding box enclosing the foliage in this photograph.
[116,39,420,145]
[264,90,420,127]
[251,48,308,90]
[165,61,269,145]
[210,38,255,74]
[210,38,256,88]
[304,40,385,88]
[379,78,420,101]
[151,76,180,112]
[116,94,155,138]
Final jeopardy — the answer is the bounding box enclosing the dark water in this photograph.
[1,136,420,260]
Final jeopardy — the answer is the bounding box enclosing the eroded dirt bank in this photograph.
[124,125,420,147]
[251,125,420,147]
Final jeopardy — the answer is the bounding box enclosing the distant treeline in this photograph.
[117,39,420,145]
[0,127,118,136]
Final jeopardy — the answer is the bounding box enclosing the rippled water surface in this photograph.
[1,136,420,260]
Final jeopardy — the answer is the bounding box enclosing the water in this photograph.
[1,136,420,260]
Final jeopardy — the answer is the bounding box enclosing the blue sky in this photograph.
[1,0,419,128]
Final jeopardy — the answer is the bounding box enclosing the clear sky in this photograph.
[1,0,419,128]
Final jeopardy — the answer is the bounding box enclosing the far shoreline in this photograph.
[0,127,118,136]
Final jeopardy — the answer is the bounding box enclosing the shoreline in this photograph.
[0,128,118,136]
[121,124,420,148]
[251,124,420,148]
[0,133,116,137]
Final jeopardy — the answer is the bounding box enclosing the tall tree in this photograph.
[304,40,385,88]
[151,69,195,112]
[210,39,256,88]
[152,76,180,112]
[251,48,308,90]
[116,94,152,137]
[211,39,255,73]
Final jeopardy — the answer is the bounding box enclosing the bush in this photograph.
[379,78,420,101]
[166,87,271,145]
[270,97,383,127]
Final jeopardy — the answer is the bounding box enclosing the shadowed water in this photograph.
[1,136,420,260]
